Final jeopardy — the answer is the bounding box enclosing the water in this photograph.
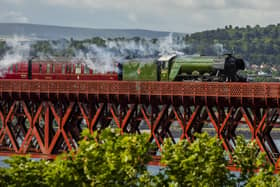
[0,156,9,167]
[147,165,163,175]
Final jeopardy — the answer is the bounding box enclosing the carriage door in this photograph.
[75,64,81,79]
[28,59,32,79]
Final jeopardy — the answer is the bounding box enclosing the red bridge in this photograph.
[0,80,280,168]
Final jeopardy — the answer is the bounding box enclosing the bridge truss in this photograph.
[0,80,280,169]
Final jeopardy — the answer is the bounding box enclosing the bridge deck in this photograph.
[0,80,279,97]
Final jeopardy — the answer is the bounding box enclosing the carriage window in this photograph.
[161,62,167,69]
[47,64,50,73]
[66,64,70,73]
[39,64,42,73]
[52,64,55,73]
[75,64,81,74]
[84,65,89,74]
[9,65,13,73]
[62,64,65,74]
[15,64,18,73]
[71,64,74,73]
[92,69,97,74]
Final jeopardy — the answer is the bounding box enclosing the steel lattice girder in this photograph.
[1,99,280,169]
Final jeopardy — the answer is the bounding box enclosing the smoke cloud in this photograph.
[70,33,188,72]
[105,33,187,58]
[0,33,190,74]
[0,36,30,76]
[213,43,227,56]
[72,45,117,73]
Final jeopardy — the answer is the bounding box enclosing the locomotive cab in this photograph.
[157,54,176,81]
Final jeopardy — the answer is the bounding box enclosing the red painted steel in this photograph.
[2,61,118,80]
[0,80,280,170]
[0,80,278,99]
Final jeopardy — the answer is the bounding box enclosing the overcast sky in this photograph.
[0,0,279,33]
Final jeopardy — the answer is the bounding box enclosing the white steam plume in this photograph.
[105,33,187,58]
[0,34,190,76]
[213,43,226,56]
[0,36,30,76]
[72,44,117,73]
[69,33,187,73]
[158,33,186,55]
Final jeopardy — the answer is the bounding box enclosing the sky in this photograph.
[0,0,279,33]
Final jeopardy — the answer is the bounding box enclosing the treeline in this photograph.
[30,37,158,58]
[0,129,279,187]
[0,24,279,66]
[184,24,280,65]
[30,23,280,66]
[0,37,109,58]
[0,41,6,57]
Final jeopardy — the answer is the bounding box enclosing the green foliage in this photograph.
[232,136,259,184]
[83,37,106,47]
[0,129,153,187]
[253,76,277,82]
[31,41,54,55]
[246,154,280,187]
[28,37,107,58]
[2,24,280,68]
[184,24,280,65]
[74,129,153,186]
[1,130,280,186]
[44,154,88,187]
[161,133,233,186]
[231,136,280,186]
[0,156,48,187]
[0,40,7,56]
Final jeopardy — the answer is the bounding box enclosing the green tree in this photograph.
[2,130,280,186]
[0,156,48,187]
[44,154,88,187]
[83,37,106,47]
[0,129,153,187]
[184,24,280,67]
[31,41,54,55]
[233,136,280,186]
[232,136,261,185]
[0,40,7,56]
[246,154,280,187]
[71,129,153,186]
[161,133,234,186]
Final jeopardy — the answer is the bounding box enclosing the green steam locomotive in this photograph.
[119,54,246,82]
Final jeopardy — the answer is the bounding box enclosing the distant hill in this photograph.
[0,23,179,40]
[184,24,280,65]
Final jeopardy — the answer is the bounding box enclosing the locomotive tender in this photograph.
[2,54,246,82]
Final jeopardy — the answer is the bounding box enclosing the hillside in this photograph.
[0,23,279,67]
[0,23,175,40]
[184,24,280,65]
